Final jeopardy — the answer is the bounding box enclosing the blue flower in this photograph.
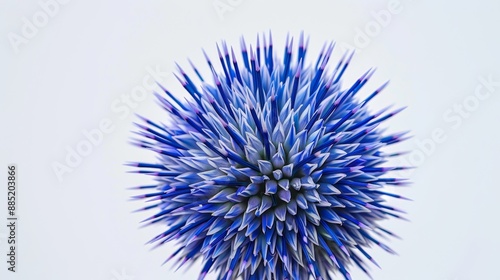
[129,32,410,280]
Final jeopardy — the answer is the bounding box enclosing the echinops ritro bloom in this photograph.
[129,32,410,280]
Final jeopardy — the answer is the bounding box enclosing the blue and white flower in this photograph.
[129,33,410,280]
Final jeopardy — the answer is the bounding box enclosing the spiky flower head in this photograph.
[129,32,410,280]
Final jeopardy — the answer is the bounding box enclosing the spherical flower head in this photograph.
[129,32,411,280]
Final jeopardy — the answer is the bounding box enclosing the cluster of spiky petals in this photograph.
[129,32,410,280]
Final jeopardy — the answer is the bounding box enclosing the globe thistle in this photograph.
[129,32,410,280]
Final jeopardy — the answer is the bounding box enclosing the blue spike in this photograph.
[290,64,301,109]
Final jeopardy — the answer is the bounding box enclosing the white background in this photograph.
[1,0,500,279]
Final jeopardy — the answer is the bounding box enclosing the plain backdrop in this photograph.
[1,0,500,279]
